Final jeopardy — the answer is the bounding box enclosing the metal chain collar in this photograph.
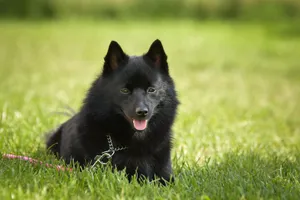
[91,135,128,168]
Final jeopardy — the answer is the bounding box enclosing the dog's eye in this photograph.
[147,87,156,93]
[120,88,130,94]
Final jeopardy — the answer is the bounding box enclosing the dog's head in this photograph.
[86,40,178,133]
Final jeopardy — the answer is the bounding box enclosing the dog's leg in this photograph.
[155,158,174,185]
[154,147,174,185]
[46,126,63,157]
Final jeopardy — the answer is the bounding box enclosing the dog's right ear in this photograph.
[144,39,169,74]
[103,41,128,75]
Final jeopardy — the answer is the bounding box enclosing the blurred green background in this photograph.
[1,0,300,21]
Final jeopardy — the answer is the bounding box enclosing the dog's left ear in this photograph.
[103,41,128,75]
[144,39,168,74]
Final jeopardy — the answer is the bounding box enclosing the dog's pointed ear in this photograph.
[103,41,128,75]
[144,39,169,74]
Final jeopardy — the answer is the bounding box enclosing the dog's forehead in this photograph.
[117,56,163,86]
[127,56,146,66]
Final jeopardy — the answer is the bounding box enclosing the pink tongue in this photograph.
[132,120,147,131]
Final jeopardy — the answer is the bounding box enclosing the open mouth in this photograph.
[132,119,148,131]
[121,110,149,131]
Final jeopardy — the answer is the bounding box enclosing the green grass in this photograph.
[0,20,299,200]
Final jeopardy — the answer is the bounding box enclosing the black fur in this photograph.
[46,39,179,184]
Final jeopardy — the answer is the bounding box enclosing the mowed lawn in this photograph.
[0,21,299,200]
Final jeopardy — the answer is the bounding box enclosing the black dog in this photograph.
[46,39,179,184]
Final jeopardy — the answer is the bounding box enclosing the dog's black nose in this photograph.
[136,107,148,117]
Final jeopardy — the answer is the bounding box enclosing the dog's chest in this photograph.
[111,152,155,175]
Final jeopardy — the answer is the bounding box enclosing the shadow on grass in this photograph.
[265,21,300,38]
[174,150,300,199]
